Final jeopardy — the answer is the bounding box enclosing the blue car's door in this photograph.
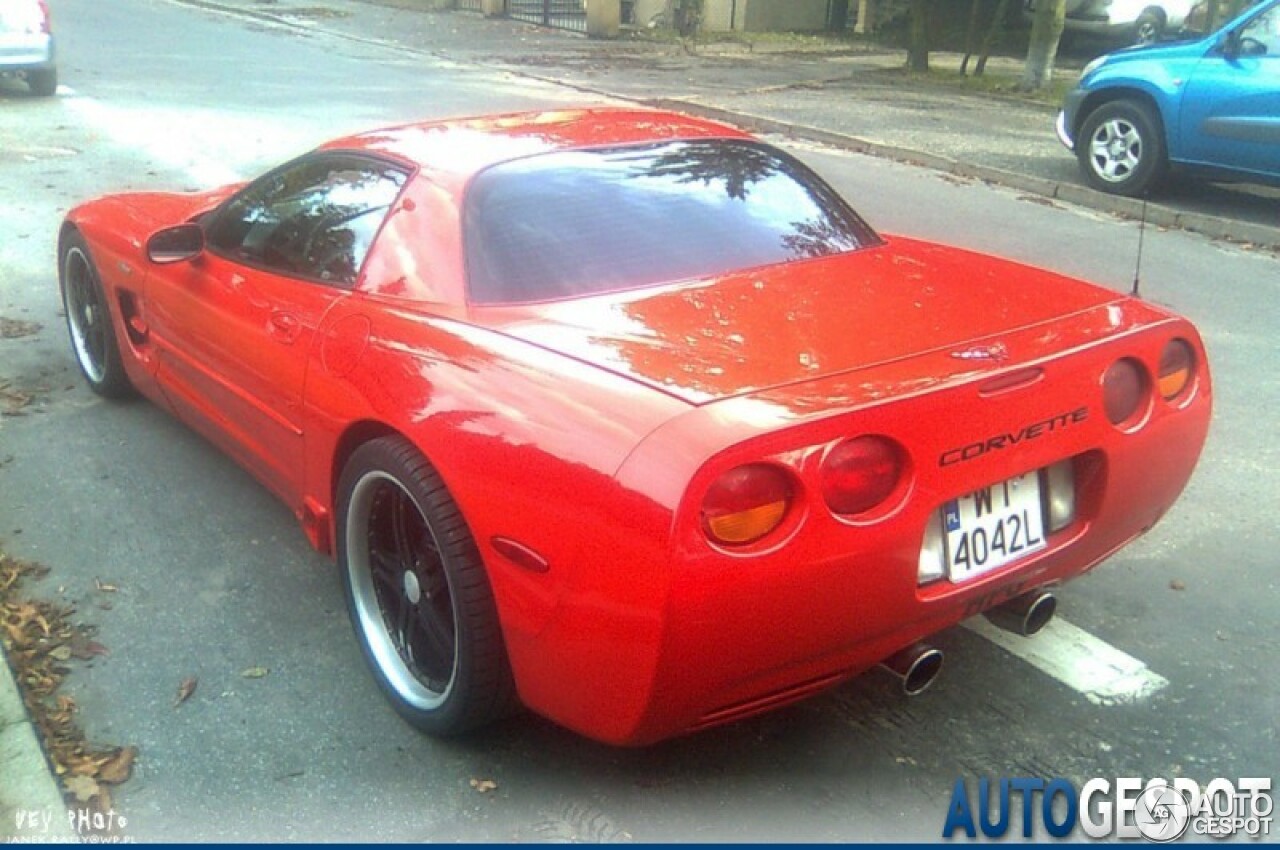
[1178,4,1280,179]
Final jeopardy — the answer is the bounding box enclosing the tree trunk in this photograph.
[974,0,1010,76]
[961,0,984,75]
[1020,0,1066,91]
[855,0,873,34]
[908,0,930,72]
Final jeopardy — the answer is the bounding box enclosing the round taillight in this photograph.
[821,436,904,516]
[1157,339,1195,401]
[1103,358,1149,427]
[701,464,794,546]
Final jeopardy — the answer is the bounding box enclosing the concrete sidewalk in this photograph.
[183,0,1278,248]
[1,656,78,842]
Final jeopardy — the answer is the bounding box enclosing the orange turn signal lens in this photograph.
[701,464,793,546]
[1157,339,1195,401]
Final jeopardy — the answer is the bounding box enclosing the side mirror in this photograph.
[1223,31,1268,59]
[1238,35,1269,56]
[146,223,205,264]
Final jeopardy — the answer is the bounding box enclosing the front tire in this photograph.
[1076,99,1167,197]
[337,437,517,736]
[58,231,133,398]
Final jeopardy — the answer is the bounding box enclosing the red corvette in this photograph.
[58,108,1211,746]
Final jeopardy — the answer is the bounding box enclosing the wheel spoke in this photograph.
[394,588,413,652]
[410,600,455,683]
[368,549,400,593]
[390,490,415,568]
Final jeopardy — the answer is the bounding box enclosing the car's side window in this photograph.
[206,154,408,287]
[1242,8,1279,54]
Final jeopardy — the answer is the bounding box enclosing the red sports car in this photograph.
[58,108,1211,746]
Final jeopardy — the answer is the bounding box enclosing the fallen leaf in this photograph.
[94,785,114,816]
[48,645,73,661]
[94,578,118,593]
[1169,579,1186,591]
[64,774,100,802]
[68,638,109,660]
[0,317,42,339]
[241,666,269,679]
[98,746,137,785]
[470,778,498,793]
[173,676,198,707]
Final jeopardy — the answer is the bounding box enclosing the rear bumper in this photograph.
[630,408,1206,745]
[498,306,1212,746]
[0,34,54,71]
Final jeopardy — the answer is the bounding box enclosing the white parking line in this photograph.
[964,616,1169,706]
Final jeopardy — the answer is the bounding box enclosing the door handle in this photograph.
[268,311,301,344]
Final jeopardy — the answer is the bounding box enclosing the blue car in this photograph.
[1058,0,1280,196]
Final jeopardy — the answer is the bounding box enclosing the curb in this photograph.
[163,0,1280,252]
[0,654,76,842]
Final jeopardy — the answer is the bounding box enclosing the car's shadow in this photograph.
[1157,179,1280,233]
[0,76,50,100]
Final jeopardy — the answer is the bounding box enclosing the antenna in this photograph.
[1131,198,1147,298]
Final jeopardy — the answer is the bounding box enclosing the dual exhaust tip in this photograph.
[878,589,1057,696]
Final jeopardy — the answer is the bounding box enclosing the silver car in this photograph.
[1027,0,1197,44]
[0,0,57,96]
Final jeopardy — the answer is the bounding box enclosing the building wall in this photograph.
[703,0,736,31]
[742,0,828,31]
[630,0,830,32]
[631,0,665,27]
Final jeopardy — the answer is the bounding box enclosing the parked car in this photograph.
[1058,0,1280,196]
[1027,0,1197,44]
[0,0,56,96]
[58,108,1212,745]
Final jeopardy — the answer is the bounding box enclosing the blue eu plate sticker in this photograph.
[943,500,961,532]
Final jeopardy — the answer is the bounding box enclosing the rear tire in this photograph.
[1076,99,1167,197]
[337,437,517,736]
[27,68,57,97]
[58,231,133,398]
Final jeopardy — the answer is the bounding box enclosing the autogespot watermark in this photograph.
[942,776,1273,841]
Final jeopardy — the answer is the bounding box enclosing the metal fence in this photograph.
[506,0,588,33]
[456,0,483,11]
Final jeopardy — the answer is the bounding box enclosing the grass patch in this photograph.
[881,65,1075,107]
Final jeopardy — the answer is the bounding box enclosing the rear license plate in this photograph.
[943,472,1046,582]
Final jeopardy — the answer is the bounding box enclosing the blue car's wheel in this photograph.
[1077,99,1167,197]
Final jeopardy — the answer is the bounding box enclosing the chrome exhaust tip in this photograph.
[879,642,944,696]
[985,590,1057,637]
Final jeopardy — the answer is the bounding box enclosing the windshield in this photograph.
[463,139,880,304]
[1182,0,1267,36]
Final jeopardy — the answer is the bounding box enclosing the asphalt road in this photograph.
[0,0,1276,841]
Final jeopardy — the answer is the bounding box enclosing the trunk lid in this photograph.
[477,237,1120,406]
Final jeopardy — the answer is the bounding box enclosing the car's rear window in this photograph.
[463,140,880,304]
